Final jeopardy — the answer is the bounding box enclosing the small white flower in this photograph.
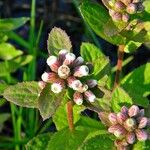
[41,72,50,82]
[38,81,46,89]
[84,90,96,102]
[74,65,89,77]
[51,82,63,94]
[58,65,70,79]
[63,53,76,65]
[71,80,82,91]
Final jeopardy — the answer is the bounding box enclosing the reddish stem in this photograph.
[67,101,74,131]
[114,45,125,89]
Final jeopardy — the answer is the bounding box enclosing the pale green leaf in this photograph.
[47,27,72,55]
[3,82,41,108]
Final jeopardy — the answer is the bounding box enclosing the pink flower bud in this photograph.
[108,113,117,125]
[58,65,70,79]
[86,79,97,88]
[124,118,137,131]
[126,3,137,14]
[112,12,122,22]
[73,56,84,67]
[121,106,128,115]
[51,80,65,94]
[121,0,132,6]
[108,124,120,134]
[138,109,145,117]
[63,53,76,65]
[41,72,58,83]
[47,56,61,72]
[113,127,127,138]
[128,105,140,117]
[122,14,130,23]
[136,129,148,141]
[126,132,136,144]
[58,49,68,62]
[117,112,128,125]
[115,139,128,147]
[38,81,46,89]
[138,117,148,129]
[84,90,96,103]
[73,91,83,105]
[114,1,126,11]
[109,9,116,17]
[74,65,89,77]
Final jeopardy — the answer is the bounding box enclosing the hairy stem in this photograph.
[67,101,74,131]
[114,45,125,89]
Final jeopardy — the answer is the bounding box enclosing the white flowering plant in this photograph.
[1,0,150,149]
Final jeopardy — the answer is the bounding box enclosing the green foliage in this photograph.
[0,82,8,95]
[0,113,10,132]
[53,104,85,130]
[47,27,72,55]
[121,63,150,107]
[0,17,29,31]
[0,43,23,60]
[3,82,41,108]
[38,84,66,120]
[26,133,53,150]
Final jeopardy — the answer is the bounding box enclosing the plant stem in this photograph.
[114,45,125,89]
[67,101,74,131]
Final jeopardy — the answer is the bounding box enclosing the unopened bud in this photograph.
[41,72,58,83]
[138,117,148,129]
[108,124,121,134]
[126,3,137,14]
[73,91,83,105]
[132,0,142,3]
[47,56,61,72]
[58,49,68,62]
[51,80,65,94]
[117,112,128,125]
[86,79,97,88]
[136,129,148,141]
[126,132,136,144]
[74,65,89,77]
[114,1,126,11]
[115,139,128,147]
[124,118,137,131]
[114,127,127,138]
[109,9,116,17]
[79,84,88,93]
[121,0,132,6]
[128,105,140,117]
[73,56,84,67]
[122,14,130,22]
[121,106,128,115]
[112,12,122,22]
[38,81,46,89]
[58,65,70,79]
[108,113,117,125]
[63,53,76,65]
[84,90,96,102]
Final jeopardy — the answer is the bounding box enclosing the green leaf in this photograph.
[124,41,142,53]
[79,134,115,150]
[47,27,72,55]
[0,33,8,43]
[3,82,41,108]
[80,1,126,45]
[121,63,150,107]
[46,129,89,150]
[0,17,29,31]
[0,43,23,60]
[111,87,133,112]
[0,82,8,95]
[26,133,53,150]
[38,84,65,120]
[53,104,85,130]
[133,141,150,150]
[0,55,33,77]
[0,113,10,132]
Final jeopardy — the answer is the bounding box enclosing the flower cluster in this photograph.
[100,105,150,150]
[104,0,144,22]
[39,49,98,105]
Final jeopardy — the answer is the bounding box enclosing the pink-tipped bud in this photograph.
[63,53,76,65]
[84,90,96,103]
[121,106,128,115]
[73,56,84,67]
[38,81,46,89]
[121,0,132,6]
[73,91,83,105]
[128,105,140,117]
[124,118,137,131]
[122,14,130,22]
[108,124,121,134]
[117,112,128,125]
[86,79,97,88]
[126,132,136,144]
[115,139,129,147]
[109,9,116,17]
[114,1,126,11]
[108,113,117,125]
[136,129,148,141]
[51,80,65,94]
[41,72,58,83]
[114,127,127,138]
[138,117,148,129]
[79,84,88,93]
[112,12,122,22]
[47,56,61,72]
[58,65,70,79]
[74,65,89,77]
[58,49,68,62]
[138,109,145,117]
[126,3,137,14]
